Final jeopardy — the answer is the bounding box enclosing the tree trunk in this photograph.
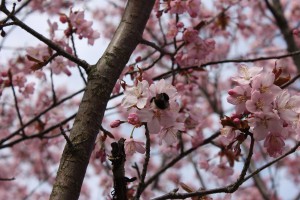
[50,1,155,199]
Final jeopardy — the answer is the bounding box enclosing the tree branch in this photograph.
[0,4,90,71]
[264,0,300,71]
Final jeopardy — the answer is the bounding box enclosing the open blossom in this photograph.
[245,91,273,113]
[232,65,262,85]
[211,163,234,179]
[159,121,185,145]
[125,138,145,155]
[183,28,199,43]
[68,11,100,45]
[50,57,72,76]
[12,73,27,88]
[186,0,201,18]
[121,80,149,109]
[137,109,176,134]
[169,0,187,15]
[274,90,300,122]
[264,132,285,157]
[227,85,251,114]
[251,72,281,96]
[248,112,282,141]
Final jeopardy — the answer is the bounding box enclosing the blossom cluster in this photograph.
[156,0,201,18]
[60,10,100,45]
[226,65,300,157]
[111,79,185,155]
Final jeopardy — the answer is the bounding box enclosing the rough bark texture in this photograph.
[50,1,155,199]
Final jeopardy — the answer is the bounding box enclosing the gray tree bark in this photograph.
[50,1,155,199]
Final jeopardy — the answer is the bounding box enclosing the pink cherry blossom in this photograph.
[183,28,199,43]
[251,72,281,96]
[68,10,100,45]
[186,0,201,18]
[125,138,146,155]
[274,90,300,122]
[245,91,273,113]
[50,57,72,76]
[211,163,234,179]
[232,65,263,85]
[110,120,121,128]
[159,121,185,145]
[121,80,149,109]
[21,82,35,98]
[227,85,251,114]
[12,73,26,88]
[127,113,141,126]
[169,0,187,15]
[248,112,283,141]
[264,132,285,157]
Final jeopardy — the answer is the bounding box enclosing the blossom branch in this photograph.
[143,132,220,192]
[134,124,151,199]
[151,133,255,200]
[0,113,76,149]
[154,50,300,80]
[243,141,300,183]
[264,0,300,71]
[0,88,84,145]
[0,4,90,71]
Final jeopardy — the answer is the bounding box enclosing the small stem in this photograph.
[8,70,26,136]
[60,126,73,149]
[134,124,151,200]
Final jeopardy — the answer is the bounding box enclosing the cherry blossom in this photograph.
[231,65,263,85]
[264,132,285,158]
[125,138,146,155]
[121,80,149,109]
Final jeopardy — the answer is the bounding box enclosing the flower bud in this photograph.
[110,120,121,128]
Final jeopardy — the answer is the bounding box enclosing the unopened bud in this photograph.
[110,120,121,128]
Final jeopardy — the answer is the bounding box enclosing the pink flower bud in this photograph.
[1,71,8,77]
[293,29,300,36]
[228,89,236,96]
[110,120,121,128]
[128,113,140,126]
[233,118,240,124]
[59,15,68,23]
[176,22,184,28]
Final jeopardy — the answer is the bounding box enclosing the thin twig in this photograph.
[8,70,26,136]
[59,126,73,149]
[132,162,141,179]
[153,50,300,80]
[134,124,151,199]
[70,31,87,85]
[50,69,57,104]
[0,4,90,71]
[0,113,76,149]
[0,88,84,145]
[0,177,15,181]
[151,133,255,200]
[142,132,220,193]
[281,73,300,88]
